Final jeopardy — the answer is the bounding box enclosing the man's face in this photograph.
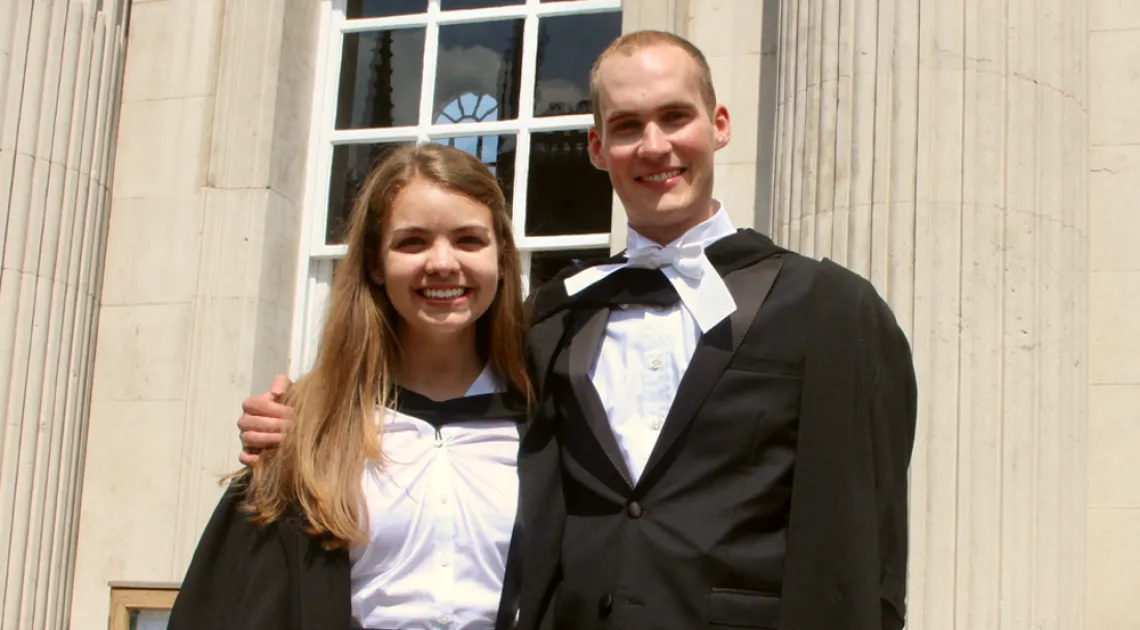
[588,44,730,244]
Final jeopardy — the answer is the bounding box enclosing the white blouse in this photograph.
[349,367,522,629]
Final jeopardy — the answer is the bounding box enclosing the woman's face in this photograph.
[379,177,501,343]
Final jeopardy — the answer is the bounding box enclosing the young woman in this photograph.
[168,143,531,630]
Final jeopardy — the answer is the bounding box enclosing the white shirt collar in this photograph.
[624,202,737,258]
[564,202,738,332]
[465,364,504,396]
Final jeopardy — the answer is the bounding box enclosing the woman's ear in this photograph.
[367,260,384,285]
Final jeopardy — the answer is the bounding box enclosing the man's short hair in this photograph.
[589,30,718,129]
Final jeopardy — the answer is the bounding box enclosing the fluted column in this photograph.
[0,1,129,628]
[771,1,1088,629]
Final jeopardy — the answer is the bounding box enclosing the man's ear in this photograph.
[713,104,731,150]
[588,127,608,171]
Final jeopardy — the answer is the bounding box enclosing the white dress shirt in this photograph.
[588,206,738,484]
[349,367,518,629]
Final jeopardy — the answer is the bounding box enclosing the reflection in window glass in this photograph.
[530,248,610,291]
[326,143,408,244]
[327,138,517,244]
[525,130,613,236]
[435,20,522,123]
[441,0,524,9]
[434,134,517,200]
[345,0,427,18]
[336,29,425,129]
[436,92,500,125]
[534,13,621,117]
[129,609,171,630]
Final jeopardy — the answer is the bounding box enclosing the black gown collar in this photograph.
[391,386,527,428]
[530,228,788,322]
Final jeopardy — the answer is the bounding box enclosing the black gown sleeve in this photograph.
[167,480,297,630]
[864,292,919,630]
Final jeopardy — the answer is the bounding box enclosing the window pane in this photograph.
[326,138,516,244]
[432,134,517,203]
[435,20,522,123]
[534,13,621,117]
[441,0,524,9]
[346,0,427,18]
[529,248,610,291]
[129,608,171,630]
[525,130,612,236]
[336,29,425,129]
[326,142,408,244]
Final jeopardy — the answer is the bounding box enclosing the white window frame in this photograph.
[290,0,623,377]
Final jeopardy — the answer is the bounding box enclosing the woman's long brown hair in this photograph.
[243,143,531,548]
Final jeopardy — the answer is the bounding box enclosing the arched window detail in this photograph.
[434,93,501,167]
[435,92,500,125]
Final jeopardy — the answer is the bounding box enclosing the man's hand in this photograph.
[237,374,295,466]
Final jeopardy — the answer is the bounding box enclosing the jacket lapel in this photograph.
[638,257,784,485]
[563,306,635,488]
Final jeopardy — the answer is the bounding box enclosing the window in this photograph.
[291,0,622,374]
[108,585,177,630]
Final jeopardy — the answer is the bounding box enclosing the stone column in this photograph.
[68,0,317,626]
[771,1,1088,629]
[1086,3,1140,628]
[0,1,129,629]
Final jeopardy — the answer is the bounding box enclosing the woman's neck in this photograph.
[397,329,484,401]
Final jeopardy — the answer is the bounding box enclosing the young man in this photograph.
[239,31,916,630]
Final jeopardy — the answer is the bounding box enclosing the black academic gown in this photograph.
[167,389,528,630]
[511,229,918,630]
[165,477,352,630]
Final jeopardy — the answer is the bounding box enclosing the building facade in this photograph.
[0,0,1136,628]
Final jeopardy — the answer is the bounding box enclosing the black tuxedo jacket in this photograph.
[512,230,917,630]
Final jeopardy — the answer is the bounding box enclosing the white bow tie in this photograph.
[625,242,706,280]
[563,242,737,333]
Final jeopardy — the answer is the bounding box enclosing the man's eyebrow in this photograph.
[605,101,698,123]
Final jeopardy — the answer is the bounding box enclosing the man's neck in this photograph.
[629,200,720,246]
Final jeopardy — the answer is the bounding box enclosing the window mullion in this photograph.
[518,233,611,251]
[416,0,443,140]
[290,0,342,375]
[299,261,336,376]
[510,7,541,248]
[310,17,346,257]
[519,250,533,298]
